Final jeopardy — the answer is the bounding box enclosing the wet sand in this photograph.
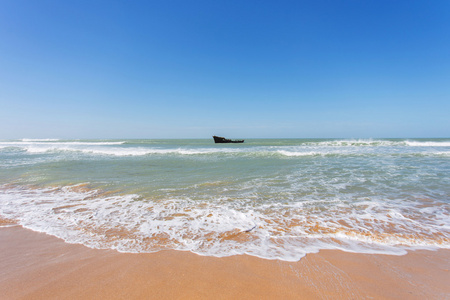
[0,225,449,300]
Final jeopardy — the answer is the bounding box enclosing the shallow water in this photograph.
[0,138,449,261]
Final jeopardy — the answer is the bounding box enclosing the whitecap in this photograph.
[1,184,448,261]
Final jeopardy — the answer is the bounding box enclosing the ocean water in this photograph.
[0,138,449,261]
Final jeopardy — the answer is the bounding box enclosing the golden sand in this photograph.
[0,226,449,299]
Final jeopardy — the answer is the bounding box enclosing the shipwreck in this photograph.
[213,136,244,144]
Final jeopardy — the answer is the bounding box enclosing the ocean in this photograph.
[0,138,449,261]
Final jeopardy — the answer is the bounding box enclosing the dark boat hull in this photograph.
[213,136,244,143]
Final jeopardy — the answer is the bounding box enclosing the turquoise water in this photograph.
[1,138,449,260]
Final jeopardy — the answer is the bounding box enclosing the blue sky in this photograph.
[0,0,449,139]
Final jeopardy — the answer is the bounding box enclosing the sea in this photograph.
[0,138,449,261]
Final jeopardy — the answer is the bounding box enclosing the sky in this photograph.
[0,0,449,139]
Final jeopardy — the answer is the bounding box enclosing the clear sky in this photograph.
[0,0,449,139]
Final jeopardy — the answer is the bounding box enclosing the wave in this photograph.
[1,145,449,159]
[1,139,449,159]
[0,141,126,150]
[21,146,242,156]
[432,151,450,156]
[3,139,450,151]
[404,141,450,147]
[0,146,376,157]
[1,184,448,261]
[276,150,322,157]
[304,139,398,147]
[304,139,450,147]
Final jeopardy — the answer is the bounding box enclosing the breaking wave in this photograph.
[0,143,449,158]
[304,139,450,147]
[1,184,448,261]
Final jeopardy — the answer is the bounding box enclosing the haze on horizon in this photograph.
[0,1,449,139]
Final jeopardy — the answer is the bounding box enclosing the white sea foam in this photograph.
[404,141,450,147]
[1,138,449,158]
[432,151,450,156]
[276,150,322,157]
[304,139,400,147]
[1,184,448,261]
[22,146,243,156]
[304,139,450,147]
[1,144,448,159]
[0,141,128,156]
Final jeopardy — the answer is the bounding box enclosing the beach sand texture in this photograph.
[1,225,449,300]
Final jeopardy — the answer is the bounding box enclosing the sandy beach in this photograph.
[1,225,448,300]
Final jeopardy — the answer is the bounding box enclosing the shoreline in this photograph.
[1,225,449,299]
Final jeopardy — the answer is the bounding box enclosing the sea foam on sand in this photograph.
[1,225,449,300]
